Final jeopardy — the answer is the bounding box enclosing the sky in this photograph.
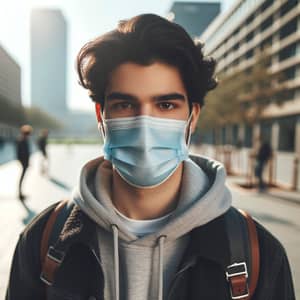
[0,0,235,112]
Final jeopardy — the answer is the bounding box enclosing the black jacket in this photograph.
[6,203,295,300]
[16,137,30,166]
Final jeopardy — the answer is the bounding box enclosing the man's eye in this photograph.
[158,102,175,110]
[113,102,134,110]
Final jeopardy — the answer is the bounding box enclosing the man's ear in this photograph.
[95,103,102,123]
[190,103,201,133]
[95,103,105,136]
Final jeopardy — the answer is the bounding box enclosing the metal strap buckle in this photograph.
[40,246,65,286]
[47,246,65,264]
[40,273,53,286]
[226,262,249,300]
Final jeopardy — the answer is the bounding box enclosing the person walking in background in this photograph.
[37,129,49,175]
[255,138,272,192]
[16,125,32,201]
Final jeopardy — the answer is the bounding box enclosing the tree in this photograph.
[198,50,287,133]
[24,106,64,130]
[0,95,26,126]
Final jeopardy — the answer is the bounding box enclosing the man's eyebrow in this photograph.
[154,93,186,101]
[105,92,137,101]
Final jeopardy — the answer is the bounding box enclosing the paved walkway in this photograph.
[227,174,300,206]
[0,145,299,298]
[0,144,100,297]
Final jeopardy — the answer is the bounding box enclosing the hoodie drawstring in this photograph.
[111,226,166,300]
[158,235,166,300]
[112,224,120,300]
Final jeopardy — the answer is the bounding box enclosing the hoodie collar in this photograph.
[52,203,231,269]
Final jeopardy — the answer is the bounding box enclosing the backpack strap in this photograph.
[239,209,260,298]
[225,208,260,300]
[40,199,70,286]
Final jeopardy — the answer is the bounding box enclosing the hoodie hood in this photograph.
[73,154,231,300]
[73,154,231,244]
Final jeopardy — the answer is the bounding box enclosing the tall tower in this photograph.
[168,1,220,38]
[30,9,68,118]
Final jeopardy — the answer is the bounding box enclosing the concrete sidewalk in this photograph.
[0,144,100,297]
[227,174,300,205]
[0,155,70,296]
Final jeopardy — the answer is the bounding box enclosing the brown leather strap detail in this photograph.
[229,274,249,298]
[41,254,62,284]
[40,200,68,269]
[239,209,260,299]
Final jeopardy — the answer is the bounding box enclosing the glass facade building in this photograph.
[200,0,300,153]
[168,1,221,38]
[30,9,68,119]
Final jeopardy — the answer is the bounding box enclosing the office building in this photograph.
[30,9,68,119]
[0,44,22,138]
[168,1,221,38]
[200,0,300,188]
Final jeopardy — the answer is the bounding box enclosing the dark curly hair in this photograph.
[77,14,217,107]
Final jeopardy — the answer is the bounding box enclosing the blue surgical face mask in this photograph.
[100,114,192,188]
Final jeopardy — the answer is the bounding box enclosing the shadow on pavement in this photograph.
[20,202,37,225]
[49,177,71,191]
[247,211,300,230]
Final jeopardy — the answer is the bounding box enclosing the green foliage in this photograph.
[0,96,64,131]
[24,106,64,130]
[0,95,26,125]
[198,51,288,131]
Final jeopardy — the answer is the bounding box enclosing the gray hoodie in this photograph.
[73,154,232,300]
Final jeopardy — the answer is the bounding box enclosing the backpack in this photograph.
[40,200,260,300]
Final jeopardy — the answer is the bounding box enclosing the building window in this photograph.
[279,17,298,40]
[260,15,273,32]
[246,31,254,43]
[244,124,253,148]
[233,58,239,67]
[261,0,274,12]
[279,43,297,61]
[280,0,299,17]
[281,66,296,82]
[260,36,273,51]
[201,130,214,145]
[246,49,254,59]
[246,13,254,25]
[232,124,239,146]
[260,120,272,145]
[278,116,296,152]
[233,42,240,51]
[221,126,226,145]
[233,28,240,39]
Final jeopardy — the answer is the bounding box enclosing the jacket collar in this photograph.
[182,210,231,269]
[53,204,99,254]
[52,203,231,269]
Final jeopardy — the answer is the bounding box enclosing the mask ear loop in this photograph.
[186,106,194,146]
[95,103,105,139]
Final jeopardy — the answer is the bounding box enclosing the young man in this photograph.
[6,14,295,300]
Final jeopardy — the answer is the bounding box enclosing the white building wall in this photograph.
[0,45,22,106]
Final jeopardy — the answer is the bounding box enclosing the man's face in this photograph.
[102,62,200,131]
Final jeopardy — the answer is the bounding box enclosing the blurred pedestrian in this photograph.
[6,14,295,300]
[15,125,32,201]
[37,129,49,175]
[255,138,272,192]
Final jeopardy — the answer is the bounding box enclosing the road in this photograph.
[0,144,299,298]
